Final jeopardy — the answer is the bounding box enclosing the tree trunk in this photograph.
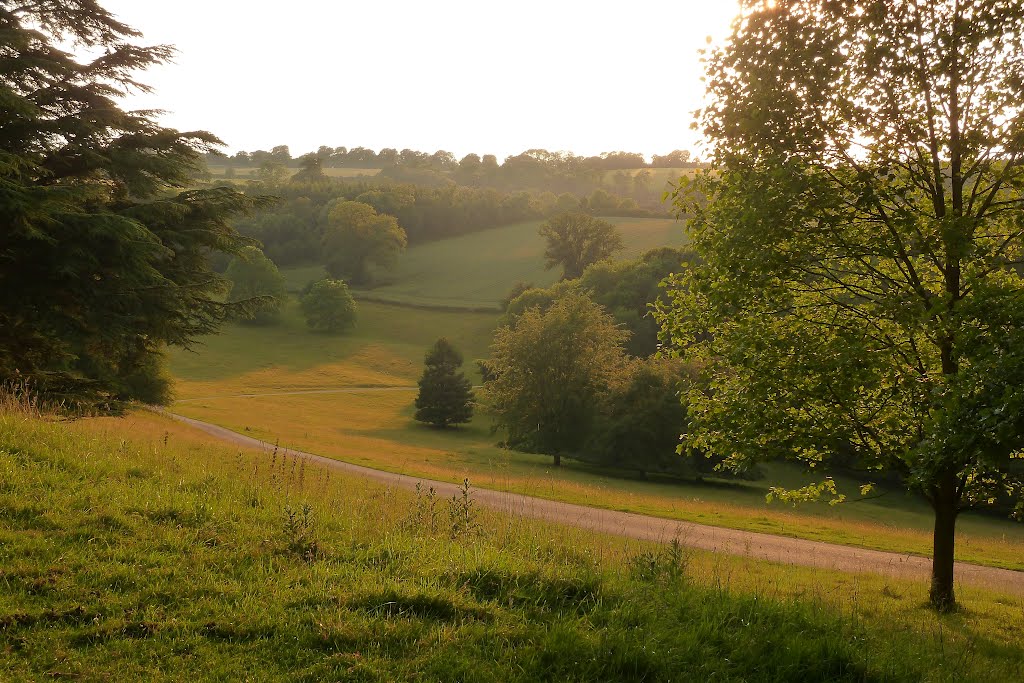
[929,493,959,611]
[553,452,561,467]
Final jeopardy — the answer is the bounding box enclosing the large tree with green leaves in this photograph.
[0,1,269,404]
[538,213,624,280]
[321,200,407,285]
[486,293,628,466]
[299,279,357,334]
[656,0,1024,610]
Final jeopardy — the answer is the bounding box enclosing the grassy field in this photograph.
[169,300,498,398]
[168,303,1024,571]
[349,217,688,309]
[1,403,1021,680]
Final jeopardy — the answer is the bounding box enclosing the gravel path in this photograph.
[168,412,1024,596]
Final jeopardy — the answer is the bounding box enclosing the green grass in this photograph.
[1,404,1021,681]
[344,217,687,309]
[169,299,498,396]
[168,298,1024,571]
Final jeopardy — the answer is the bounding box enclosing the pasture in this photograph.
[0,404,1020,680]
[351,216,688,309]
[168,300,1024,571]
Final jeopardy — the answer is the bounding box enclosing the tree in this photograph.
[538,213,625,280]
[414,339,475,428]
[225,247,287,325]
[321,200,407,285]
[299,279,357,333]
[656,0,1024,611]
[292,153,326,183]
[585,358,694,478]
[486,293,628,466]
[0,1,269,405]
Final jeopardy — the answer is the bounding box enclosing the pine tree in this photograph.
[0,2,271,405]
[414,339,474,428]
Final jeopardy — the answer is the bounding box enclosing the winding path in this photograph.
[169,412,1024,596]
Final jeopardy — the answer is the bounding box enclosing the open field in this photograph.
[1,405,1021,680]
[169,300,498,397]
[169,303,1024,571]
[349,216,688,309]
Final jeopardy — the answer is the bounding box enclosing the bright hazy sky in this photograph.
[102,0,741,161]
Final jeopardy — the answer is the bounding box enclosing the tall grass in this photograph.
[1,402,1020,681]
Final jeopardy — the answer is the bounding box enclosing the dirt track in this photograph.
[169,412,1024,596]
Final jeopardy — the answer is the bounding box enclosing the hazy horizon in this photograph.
[100,0,740,160]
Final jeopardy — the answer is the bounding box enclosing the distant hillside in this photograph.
[282,217,688,310]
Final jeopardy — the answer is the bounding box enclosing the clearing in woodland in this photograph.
[346,216,688,309]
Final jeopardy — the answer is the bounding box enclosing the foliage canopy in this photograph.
[538,213,625,280]
[225,247,287,325]
[487,293,628,466]
[0,1,269,404]
[657,0,1024,610]
[299,279,358,334]
[321,200,407,285]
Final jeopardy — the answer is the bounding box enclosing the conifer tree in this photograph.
[0,1,271,404]
[414,339,475,428]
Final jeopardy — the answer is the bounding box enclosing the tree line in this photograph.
[229,177,658,268]
[209,146,702,172]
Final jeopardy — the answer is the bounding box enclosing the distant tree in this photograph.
[292,153,326,182]
[414,338,475,428]
[322,200,407,285]
[538,213,625,280]
[0,0,270,405]
[585,358,692,477]
[225,246,287,325]
[257,160,288,185]
[555,193,580,213]
[299,279,357,333]
[486,293,628,466]
[587,188,620,213]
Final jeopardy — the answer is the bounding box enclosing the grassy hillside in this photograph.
[169,300,498,398]
[168,302,1024,570]
[1,404,1021,681]
[349,217,687,310]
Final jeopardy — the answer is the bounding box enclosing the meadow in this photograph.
[351,217,688,310]
[1,402,1021,681]
[168,300,1024,571]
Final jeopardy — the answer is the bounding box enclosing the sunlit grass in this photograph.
[172,391,1024,571]
[1,405,1020,680]
[344,217,687,309]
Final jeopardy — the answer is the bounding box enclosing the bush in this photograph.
[299,279,357,333]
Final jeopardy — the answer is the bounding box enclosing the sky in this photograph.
[100,0,741,161]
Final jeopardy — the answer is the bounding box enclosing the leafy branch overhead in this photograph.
[656,0,1024,611]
